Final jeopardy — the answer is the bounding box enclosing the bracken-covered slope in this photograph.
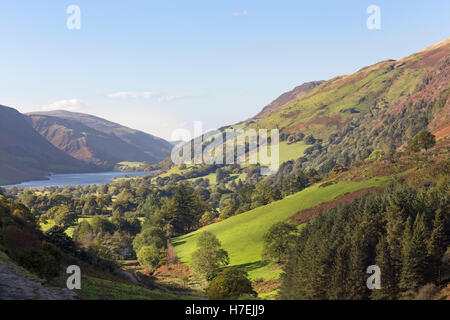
[28,111,173,165]
[0,105,95,185]
[254,81,325,119]
[244,38,450,171]
[161,39,450,174]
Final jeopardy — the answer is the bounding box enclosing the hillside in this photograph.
[29,114,162,166]
[254,81,325,119]
[172,178,386,281]
[251,38,450,171]
[162,38,449,174]
[0,105,96,185]
[28,111,173,164]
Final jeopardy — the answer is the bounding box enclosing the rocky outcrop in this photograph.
[0,252,77,300]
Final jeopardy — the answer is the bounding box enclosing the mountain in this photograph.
[162,38,450,174]
[27,111,173,165]
[254,81,325,119]
[0,105,95,185]
[246,38,450,171]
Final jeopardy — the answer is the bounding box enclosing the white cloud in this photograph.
[107,91,156,99]
[40,99,86,111]
[232,10,248,16]
[107,91,193,102]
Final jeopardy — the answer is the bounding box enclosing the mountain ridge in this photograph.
[27,110,173,165]
[0,105,97,185]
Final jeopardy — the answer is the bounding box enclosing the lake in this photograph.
[3,171,153,189]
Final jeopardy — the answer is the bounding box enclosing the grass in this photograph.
[172,177,387,281]
[79,275,192,300]
[278,141,308,164]
[186,172,217,185]
[39,216,97,238]
[40,219,56,232]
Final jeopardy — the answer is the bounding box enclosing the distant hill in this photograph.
[27,111,173,165]
[0,105,96,185]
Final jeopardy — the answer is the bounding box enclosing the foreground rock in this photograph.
[0,252,77,300]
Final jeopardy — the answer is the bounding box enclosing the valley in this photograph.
[0,38,449,301]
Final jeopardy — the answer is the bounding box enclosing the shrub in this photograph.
[414,283,440,300]
[208,268,256,300]
[16,242,62,279]
[137,244,167,271]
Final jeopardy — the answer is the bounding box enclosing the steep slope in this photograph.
[0,105,95,185]
[28,111,172,164]
[235,38,450,172]
[173,177,386,280]
[29,114,162,166]
[254,81,325,119]
[160,39,449,176]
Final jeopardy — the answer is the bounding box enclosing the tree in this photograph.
[216,168,225,184]
[199,211,216,226]
[137,244,167,270]
[399,214,429,297]
[427,209,447,284]
[82,196,98,215]
[90,216,116,235]
[371,237,396,300]
[406,130,436,153]
[251,181,280,208]
[207,268,256,300]
[304,135,316,145]
[45,226,76,253]
[192,232,229,281]
[132,227,167,255]
[262,222,298,264]
[48,205,76,227]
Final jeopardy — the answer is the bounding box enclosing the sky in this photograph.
[0,1,449,140]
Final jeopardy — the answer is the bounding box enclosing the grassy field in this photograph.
[40,215,97,238]
[79,275,192,300]
[278,141,308,164]
[172,177,386,280]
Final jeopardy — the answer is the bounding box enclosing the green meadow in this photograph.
[172,177,386,280]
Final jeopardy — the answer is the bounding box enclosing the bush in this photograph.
[132,227,167,254]
[208,268,256,300]
[45,226,77,253]
[16,242,62,279]
[137,245,167,271]
[200,211,216,226]
[414,283,440,300]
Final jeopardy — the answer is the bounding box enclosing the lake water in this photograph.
[3,171,152,189]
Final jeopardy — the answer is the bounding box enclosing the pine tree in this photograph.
[385,207,405,294]
[371,237,396,300]
[428,209,447,284]
[329,246,349,300]
[347,226,371,300]
[399,214,429,298]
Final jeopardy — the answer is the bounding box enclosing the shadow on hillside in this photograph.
[233,260,269,273]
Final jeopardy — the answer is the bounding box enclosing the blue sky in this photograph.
[0,1,449,140]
